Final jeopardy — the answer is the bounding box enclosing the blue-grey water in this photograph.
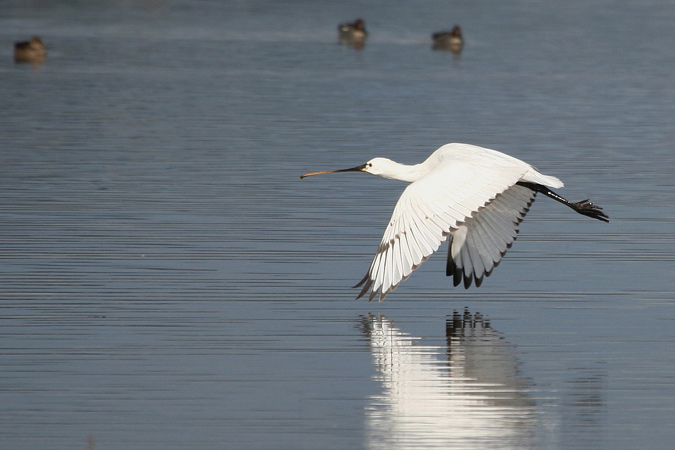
[1,1,674,449]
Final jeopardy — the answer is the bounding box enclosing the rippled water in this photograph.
[1,1,674,449]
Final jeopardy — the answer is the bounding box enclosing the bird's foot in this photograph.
[573,199,610,223]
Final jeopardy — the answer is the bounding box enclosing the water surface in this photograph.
[1,1,674,449]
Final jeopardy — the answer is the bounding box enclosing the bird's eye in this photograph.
[368,163,373,167]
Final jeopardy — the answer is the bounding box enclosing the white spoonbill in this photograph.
[301,143,609,302]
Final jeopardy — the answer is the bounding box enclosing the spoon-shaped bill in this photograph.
[300,164,367,179]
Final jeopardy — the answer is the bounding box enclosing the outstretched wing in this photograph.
[446,184,537,289]
[355,158,528,302]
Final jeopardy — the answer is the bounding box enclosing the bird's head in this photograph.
[300,158,399,179]
[301,158,417,181]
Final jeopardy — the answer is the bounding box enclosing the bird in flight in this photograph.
[301,143,609,302]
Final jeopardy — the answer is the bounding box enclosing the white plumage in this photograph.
[301,143,608,302]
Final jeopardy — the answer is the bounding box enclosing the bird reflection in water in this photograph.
[359,309,536,449]
[560,369,607,448]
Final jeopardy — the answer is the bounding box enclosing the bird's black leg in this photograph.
[517,182,610,223]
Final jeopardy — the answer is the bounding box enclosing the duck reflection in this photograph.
[360,309,536,449]
[560,370,607,448]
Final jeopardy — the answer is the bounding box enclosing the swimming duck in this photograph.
[338,18,368,47]
[14,36,47,64]
[432,25,463,53]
